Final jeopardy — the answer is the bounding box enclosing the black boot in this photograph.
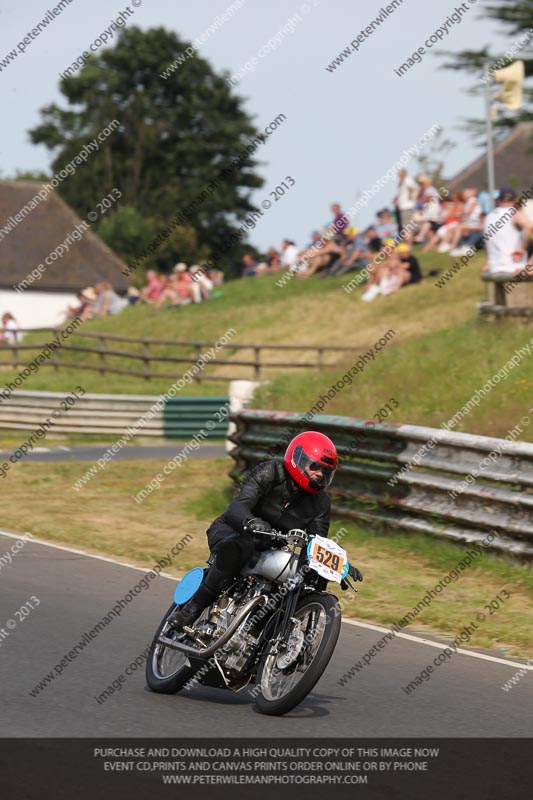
[168,559,236,632]
[167,582,219,632]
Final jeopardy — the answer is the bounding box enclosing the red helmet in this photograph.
[284,431,338,494]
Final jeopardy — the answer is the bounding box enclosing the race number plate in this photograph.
[307,535,348,583]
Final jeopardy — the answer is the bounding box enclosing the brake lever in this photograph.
[343,576,358,592]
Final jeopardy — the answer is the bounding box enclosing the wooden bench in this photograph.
[478,270,533,317]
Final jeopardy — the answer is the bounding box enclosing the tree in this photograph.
[440,0,533,141]
[414,126,456,185]
[29,26,265,271]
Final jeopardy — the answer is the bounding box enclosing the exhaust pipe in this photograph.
[157,594,269,657]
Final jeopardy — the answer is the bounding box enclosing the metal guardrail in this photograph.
[228,409,533,559]
[0,391,229,439]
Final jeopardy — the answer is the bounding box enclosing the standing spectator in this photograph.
[328,202,349,240]
[394,169,419,238]
[413,177,441,243]
[483,186,533,277]
[0,312,19,344]
[280,239,299,270]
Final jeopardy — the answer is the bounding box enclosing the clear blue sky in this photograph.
[0,0,515,251]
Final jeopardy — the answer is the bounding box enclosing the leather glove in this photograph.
[348,563,363,582]
[243,517,272,535]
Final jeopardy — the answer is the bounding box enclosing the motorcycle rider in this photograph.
[169,431,363,631]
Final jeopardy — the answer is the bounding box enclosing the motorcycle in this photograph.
[145,527,360,716]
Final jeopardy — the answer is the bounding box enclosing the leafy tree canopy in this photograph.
[29,26,266,272]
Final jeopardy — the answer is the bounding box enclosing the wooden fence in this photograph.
[0,329,357,382]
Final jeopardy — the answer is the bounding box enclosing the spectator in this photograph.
[0,312,19,344]
[394,169,419,238]
[413,177,441,244]
[140,270,164,303]
[266,247,281,271]
[482,186,533,277]
[64,287,96,322]
[328,202,349,241]
[328,227,369,277]
[422,193,464,253]
[396,243,422,284]
[296,231,342,279]
[449,188,483,255]
[94,282,128,317]
[280,239,299,270]
[241,254,258,278]
[363,225,382,253]
[375,209,397,242]
[190,265,214,302]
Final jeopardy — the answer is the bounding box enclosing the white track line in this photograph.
[2,529,532,672]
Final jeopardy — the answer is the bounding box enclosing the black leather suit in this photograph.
[205,460,331,583]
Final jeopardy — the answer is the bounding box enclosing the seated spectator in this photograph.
[172,265,195,305]
[362,226,382,253]
[448,188,483,255]
[375,208,397,242]
[361,250,403,301]
[94,282,128,317]
[127,286,140,305]
[266,247,281,272]
[0,312,19,344]
[64,287,96,321]
[328,227,370,276]
[190,265,214,302]
[422,193,464,253]
[396,243,422,284]
[241,254,258,277]
[140,269,163,303]
[296,231,342,279]
[156,272,180,309]
[280,239,299,271]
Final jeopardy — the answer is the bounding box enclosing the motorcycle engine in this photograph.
[205,579,264,678]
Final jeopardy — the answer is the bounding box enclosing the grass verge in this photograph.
[3,458,531,658]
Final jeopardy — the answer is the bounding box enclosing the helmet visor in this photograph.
[292,446,336,488]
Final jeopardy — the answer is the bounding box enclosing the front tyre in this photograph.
[255,592,341,716]
[145,603,196,694]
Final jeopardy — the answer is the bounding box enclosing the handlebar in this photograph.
[250,528,310,547]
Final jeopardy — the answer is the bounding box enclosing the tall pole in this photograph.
[485,61,496,211]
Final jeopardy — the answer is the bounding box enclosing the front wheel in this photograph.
[254,592,341,716]
[145,603,196,694]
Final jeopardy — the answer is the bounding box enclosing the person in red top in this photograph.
[140,270,163,303]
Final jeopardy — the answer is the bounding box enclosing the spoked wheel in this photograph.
[145,603,197,694]
[254,592,341,716]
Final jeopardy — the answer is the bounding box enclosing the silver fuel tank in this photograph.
[241,549,299,583]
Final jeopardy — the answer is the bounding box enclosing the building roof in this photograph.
[0,180,129,292]
[447,122,533,195]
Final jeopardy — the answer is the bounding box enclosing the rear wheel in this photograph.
[145,603,197,694]
[254,592,341,716]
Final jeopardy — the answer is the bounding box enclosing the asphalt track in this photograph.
[0,444,227,462]
[1,531,532,737]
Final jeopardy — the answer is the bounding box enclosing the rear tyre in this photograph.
[145,603,197,694]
